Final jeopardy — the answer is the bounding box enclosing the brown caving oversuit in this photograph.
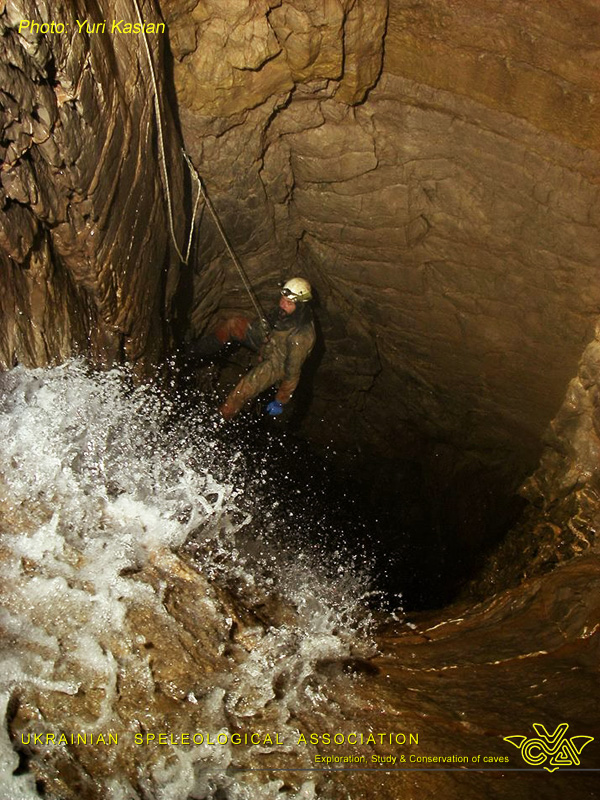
[219,308,316,419]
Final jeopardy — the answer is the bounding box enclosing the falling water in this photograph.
[0,362,381,799]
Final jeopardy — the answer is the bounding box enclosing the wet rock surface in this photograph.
[362,550,600,799]
[2,1,600,798]
[163,0,600,490]
[0,0,185,370]
[5,527,600,799]
[474,320,600,594]
[2,0,600,504]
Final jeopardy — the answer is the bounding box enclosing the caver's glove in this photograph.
[266,400,284,416]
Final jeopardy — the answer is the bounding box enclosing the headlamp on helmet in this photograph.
[280,277,312,303]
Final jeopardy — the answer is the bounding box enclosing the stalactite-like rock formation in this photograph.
[0,0,185,369]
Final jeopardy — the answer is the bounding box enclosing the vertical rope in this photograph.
[182,153,269,333]
[132,0,267,332]
[132,0,187,263]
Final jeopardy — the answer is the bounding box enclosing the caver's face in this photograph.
[279,296,296,314]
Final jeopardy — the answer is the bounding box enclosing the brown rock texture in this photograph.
[2,2,600,793]
[474,320,600,593]
[1,1,600,586]
[0,0,186,370]
[386,0,600,150]
[165,0,600,503]
[2,0,599,604]
[1,0,599,495]
[6,511,600,798]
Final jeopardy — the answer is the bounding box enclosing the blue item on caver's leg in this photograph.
[266,400,283,416]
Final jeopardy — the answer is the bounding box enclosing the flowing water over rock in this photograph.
[1,363,599,800]
[0,362,379,799]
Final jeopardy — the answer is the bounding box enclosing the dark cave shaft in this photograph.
[1,1,600,795]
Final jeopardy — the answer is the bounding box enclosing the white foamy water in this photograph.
[0,362,377,799]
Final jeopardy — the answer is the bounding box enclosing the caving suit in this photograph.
[219,304,316,420]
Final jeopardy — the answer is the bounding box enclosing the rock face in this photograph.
[2,2,600,798]
[3,0,599,498]
[475,320,600,593]
[163,0,600,501]
[0,0,185,369]
[1,0,599,577]
[2,363,598,800]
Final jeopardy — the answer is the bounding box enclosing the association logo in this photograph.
[504,723,594,772]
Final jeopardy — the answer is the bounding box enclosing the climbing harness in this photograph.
[132,0,270,336]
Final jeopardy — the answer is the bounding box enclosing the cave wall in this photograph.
[2,0,600,532]
[0,0,185,369]
[165,0,600,488]
[474,320,600,594]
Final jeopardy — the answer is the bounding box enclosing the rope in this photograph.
[132,0,268,332]
[132,0,194,263]
[183,152,269,335]
[182,152,202,265]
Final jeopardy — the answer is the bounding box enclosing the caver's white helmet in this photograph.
[280,277,312,303]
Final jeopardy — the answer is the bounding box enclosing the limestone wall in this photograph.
[0,0,185,369]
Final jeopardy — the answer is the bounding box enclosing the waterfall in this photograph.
[0,362,380,799]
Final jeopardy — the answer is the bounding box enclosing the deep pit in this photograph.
[173,349,526,612]
[1,1,600,798]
